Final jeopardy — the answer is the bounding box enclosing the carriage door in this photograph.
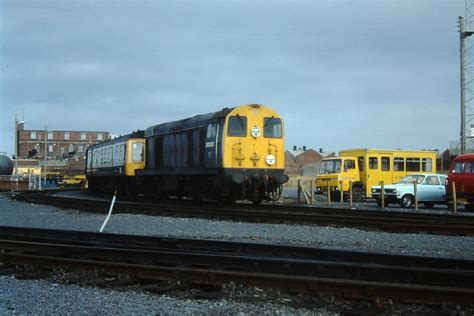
[205,121,219,168]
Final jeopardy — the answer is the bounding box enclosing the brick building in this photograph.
[15,121,109,173]
[285,146,335,176]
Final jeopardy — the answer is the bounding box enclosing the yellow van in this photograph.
[315,149,437,201]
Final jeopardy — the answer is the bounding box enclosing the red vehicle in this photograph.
[446,153,474,211]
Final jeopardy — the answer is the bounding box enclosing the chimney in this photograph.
[293,145,297,150]
[319,148,323,153]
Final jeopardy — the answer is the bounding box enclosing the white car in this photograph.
[371,174,447,208]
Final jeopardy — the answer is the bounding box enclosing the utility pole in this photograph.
[44,124,48,179]
[14,115,18,175]
[460,16,474,154]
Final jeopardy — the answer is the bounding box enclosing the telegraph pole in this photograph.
[14,115,18,175]
[44,124,48,178]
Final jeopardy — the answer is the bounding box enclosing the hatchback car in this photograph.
[371,174,447,208]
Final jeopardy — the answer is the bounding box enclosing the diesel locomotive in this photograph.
[86,104,288,203]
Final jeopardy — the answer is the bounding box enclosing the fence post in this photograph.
[452,181,457,214]
[297,179,301,204]
[327,180,331,206]
[414,181,418,210]
[349,181,353,208]
[339,180,343,203]
[310,180,314,204]
[381,181,385,208]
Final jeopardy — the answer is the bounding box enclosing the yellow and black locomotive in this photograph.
[86,104,288,203]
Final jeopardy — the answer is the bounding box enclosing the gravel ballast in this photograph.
[1,192,474,314]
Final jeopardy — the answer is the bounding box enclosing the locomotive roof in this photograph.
[145,107,235,137]
[87,130,145,151]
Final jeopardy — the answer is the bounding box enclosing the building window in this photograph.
[64,132,70,140]
[48,132,53,140]
[48,145,53,153]
[97,133,103,141]
[69,144,74,153]
[81,132,87,140]
[79,145,84,153]
[31,131,37,139]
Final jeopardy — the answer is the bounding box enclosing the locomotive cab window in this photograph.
[206,123,218,138]
[227,116,247,137]
[263,117,282,138]
[132,142,144,162]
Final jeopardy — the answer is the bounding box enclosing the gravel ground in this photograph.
[1,192,474,314]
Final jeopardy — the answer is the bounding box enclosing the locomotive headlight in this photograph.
[265,154,276,166]
[251,126,261,138]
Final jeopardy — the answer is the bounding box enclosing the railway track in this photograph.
[12,190,474,236]
[1,226,473,304]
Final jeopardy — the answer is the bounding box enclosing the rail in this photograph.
[11,191,474,236]
[1,226,473,304]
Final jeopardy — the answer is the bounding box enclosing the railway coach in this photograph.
[86,131,145,193]
[137,104,288,203]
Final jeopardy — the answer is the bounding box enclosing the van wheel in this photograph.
[352,188,363,202]
[400,194,414,208]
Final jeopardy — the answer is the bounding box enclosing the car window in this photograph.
[439,175,447,185]
[425,176,439,185]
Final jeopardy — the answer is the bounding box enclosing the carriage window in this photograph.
[263,117,282,138]
[394,157,404,171]
[358,156,365,172]
[422,158,432,172]
[381,157,390,171]
[369,157,378,170]
[227,116,247,137]
[343,159,355,172]
[406,157,420,171]
[132,142,144,162]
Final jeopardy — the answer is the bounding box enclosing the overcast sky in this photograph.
[0,0,465,157]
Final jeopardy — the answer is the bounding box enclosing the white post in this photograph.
[100,191,118,233]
